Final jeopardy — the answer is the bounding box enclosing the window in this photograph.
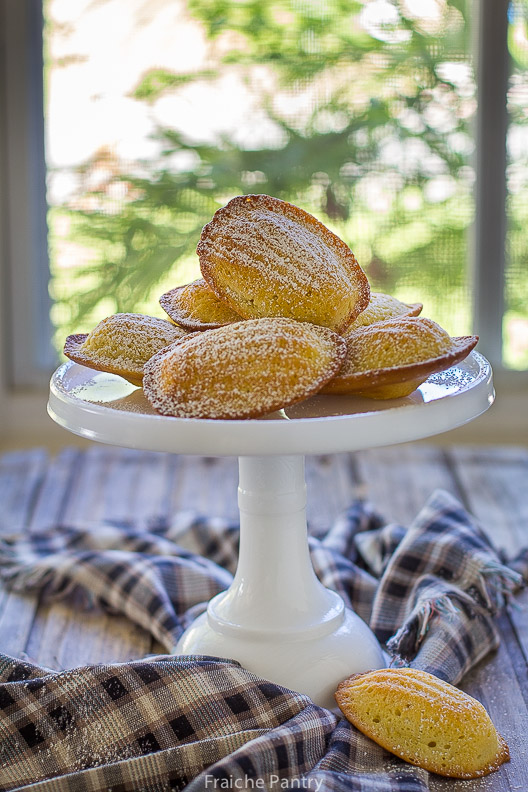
[1,0,527,393]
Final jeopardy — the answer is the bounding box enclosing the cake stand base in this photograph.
[175,455,385,709]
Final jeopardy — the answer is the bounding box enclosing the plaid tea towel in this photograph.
[0,488,523,792]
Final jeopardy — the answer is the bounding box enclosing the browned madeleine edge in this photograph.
[143,320,348,420]
[334,669,509,779]
[63,332,144,387]
[197,194,370,334]
[407,302,423,316]
[159,280,241,331]
[345,300,424,335]
[322,335,478,395]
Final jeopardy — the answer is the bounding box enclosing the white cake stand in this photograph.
[48,352,494,709]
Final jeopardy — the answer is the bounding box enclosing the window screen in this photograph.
[44,0,522,365]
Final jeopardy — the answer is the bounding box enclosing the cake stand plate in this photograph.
[48,352,494,708]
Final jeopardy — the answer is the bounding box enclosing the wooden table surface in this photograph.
[0,443,527,790]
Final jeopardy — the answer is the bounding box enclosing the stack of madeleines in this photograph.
[64,194,478,419]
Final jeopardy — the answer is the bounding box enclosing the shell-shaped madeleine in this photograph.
[159,278,242,330]
[322,316,478,399]
[143,317,347,420]
[335,668,509,779]
[197,194,370,334]
[63,313,188,386]
[344,292,422,334]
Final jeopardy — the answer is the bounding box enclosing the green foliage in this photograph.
[186,0,374,80]
[132,69,217,102]
[52,0,482,345]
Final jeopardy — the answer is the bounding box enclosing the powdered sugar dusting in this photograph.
[323,317,477,398]
[143,317,346,419]
[346,316,452,372]
[198,195,369,332]
[345,293,423,333]
[160,278,242,330]
[65,313,186,383]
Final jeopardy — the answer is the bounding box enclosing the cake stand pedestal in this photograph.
[176,454,384,707]
[48,352,494,709]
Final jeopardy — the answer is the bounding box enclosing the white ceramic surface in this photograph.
[47,353,494,708]
[176,455,385,709]
[48,352,494,457]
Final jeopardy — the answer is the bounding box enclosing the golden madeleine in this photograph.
[344,292,422,334]
[159,278,242,330]
[322,316,478,399]
[63,313,188,386]
[197,194,370,333]
[143,317,347,419]
[335,668,509,779]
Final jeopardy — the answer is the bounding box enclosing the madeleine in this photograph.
[63,313,187,386]
[143,317,347,419]
[159,278,242,330]
[344,292,422,334]
[336,668,509,778]
[322,316,478,399]
[197,194,370,333]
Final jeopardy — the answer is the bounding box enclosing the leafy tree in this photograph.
[50,0,477,342]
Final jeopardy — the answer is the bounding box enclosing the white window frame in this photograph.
[473,0,509,366]
[1,0,55,390]
[0,0,526,448]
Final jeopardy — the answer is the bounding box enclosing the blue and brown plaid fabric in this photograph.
[0,489,523,791]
